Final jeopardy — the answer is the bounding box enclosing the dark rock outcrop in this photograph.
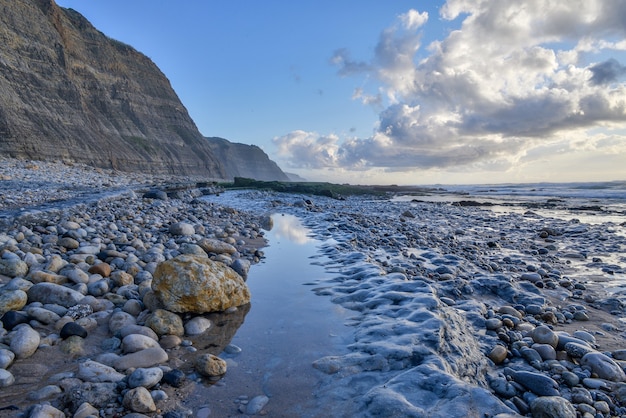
[205,137,289,181]
[0,0,227,177]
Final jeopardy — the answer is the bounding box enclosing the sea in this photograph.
[392,180,626,227]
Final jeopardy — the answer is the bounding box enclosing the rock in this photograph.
[0,369,15,387]
[520,272,542,283]
[0,348,15,369]
[184,316,212,336]
[162,369,186,387]
[27,283,84,308]
[60,322,88,339]
[488,345,508,364]
[62,382,119,410]
[78,360,125,383]
[25,404,66,417]
[507,369,560,396]
[28,270,67,284]
[498,306,523,319]
[532,343,556,361]
[0,290,28,315]
[58,236,80,250]
[73,402,99,418]
[532,325,558,348]
[9,324,40,359]
[128,367,164,389]
[123,387,156,413]
[0,258,28,277]
[246,395,269,415]
[59,335,85,356]
[108,311,137,335]
[564,342,594,358]
[152,255,250,313]
[169,222,195,236]
[197,238,237,255]
[28,385,62,401]
[118,325,159,341]
[581,351,626,381]
[195,353,227,378]
[121,333,160,353]
[1,310,29,330]
[110,270,134,287]
[144,309,184,337]
[88,263,111,277]
[113,347,168,371]
[231,258,251,280]
[27,306,60,324]
[530,396,576,418]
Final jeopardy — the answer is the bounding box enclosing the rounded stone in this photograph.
[0,259,29,278]
[169,222,195,236]
[530,396,576,418]
[488,345,508,364]
[127,367,164,389]
[532,325,558,348]
[0,348,16,369]
[60,322,88,339]
[123,386,156,413]
[121,333,160,353]
[88,263,111,277]
[184,316,212,336]
[0,369,15,387]
[161,369,186,387]
[195,353,227,378]
[532,343,556,361]
[9,324,40,359]
[0,290,28,316]
[78,360,125,383]
[1,310,29,330]
[144,309,184,337]
[581,351,626,382]
[113,347,168,371]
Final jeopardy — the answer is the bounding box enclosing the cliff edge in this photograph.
[0,0,227,177]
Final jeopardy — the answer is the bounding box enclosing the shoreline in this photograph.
[1,159,626,416]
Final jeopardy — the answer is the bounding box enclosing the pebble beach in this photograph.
[1,158,626,417]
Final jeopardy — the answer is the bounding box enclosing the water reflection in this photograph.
[271,213,314,244]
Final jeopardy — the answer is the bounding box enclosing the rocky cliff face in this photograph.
[205,137,290,181]
[0,0,228,177]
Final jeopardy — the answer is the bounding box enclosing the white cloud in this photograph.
[278,1,626,180]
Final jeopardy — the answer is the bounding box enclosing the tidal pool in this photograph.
[187,213,352,417]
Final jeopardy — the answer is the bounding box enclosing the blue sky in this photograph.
[55,1,626,184]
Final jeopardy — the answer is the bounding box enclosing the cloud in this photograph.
[589,59,626,85]
[278,1,626,175]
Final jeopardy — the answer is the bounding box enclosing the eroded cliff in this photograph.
[0,0,227,177]
[205,137,290,181]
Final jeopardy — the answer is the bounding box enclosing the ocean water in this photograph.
[393,181,626,226]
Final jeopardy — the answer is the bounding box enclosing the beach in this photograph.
[1,159,626,417]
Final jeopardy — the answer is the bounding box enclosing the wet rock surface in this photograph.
[215,189,626,417]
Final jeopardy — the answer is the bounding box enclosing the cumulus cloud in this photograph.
[589,59,626,85]
[277,1,626,174]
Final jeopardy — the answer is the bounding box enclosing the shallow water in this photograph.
[191,213,352,416]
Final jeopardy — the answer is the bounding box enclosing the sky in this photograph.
[55,0,626,185]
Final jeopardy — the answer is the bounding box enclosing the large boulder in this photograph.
[152,255,250,313]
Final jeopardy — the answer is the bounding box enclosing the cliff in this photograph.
[0,0,228,177]
[205,137,290,181]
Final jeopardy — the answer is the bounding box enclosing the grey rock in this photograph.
[581,351,626,382]
[77,360,125,383]
[9,324,40,359]
[507,369,560,396]
[113,347,168,371]
[184,316,212,336]
[246,395,269,415]
[127,367,164,389]
[530,396,576,418]
[27,283,84,308]
[121,333,160,353]
[0,258,28,277]
[123,386,156,413]
[0,369,15,387]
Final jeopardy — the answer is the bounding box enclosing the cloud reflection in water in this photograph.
[271,213,313,244]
